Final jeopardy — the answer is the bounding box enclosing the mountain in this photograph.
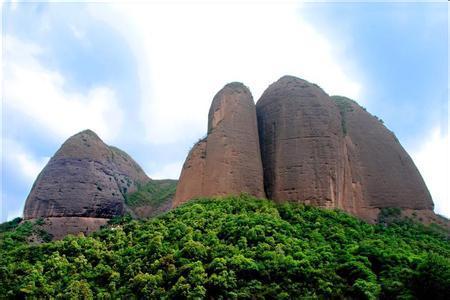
[2,196,449,298]
[175,75,436,224]
[174,83,265,206]
[22,129,174,239]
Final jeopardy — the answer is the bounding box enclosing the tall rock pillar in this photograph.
[173,83,265,206]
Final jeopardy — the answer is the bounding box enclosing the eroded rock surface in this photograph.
[23,130,150,219]
[173,83,265,206]
[256,76,347,208]
[255,76,433,222]
[173,139,207,206]
[175,76,435,223]
[334,96,433,221]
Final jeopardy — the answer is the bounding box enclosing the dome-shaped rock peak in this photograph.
[332,96,433,221]
[256,75,348,208]
[173,82,265,206]
[23,129,151,238]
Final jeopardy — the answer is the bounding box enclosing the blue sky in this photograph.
[1,1,448,221]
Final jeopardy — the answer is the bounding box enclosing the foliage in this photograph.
[126,179,177,208]
[0,217,22,233]
[1,195,449,299]
[377,207,402,226]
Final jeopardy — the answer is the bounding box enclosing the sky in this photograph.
[1,1,448,221]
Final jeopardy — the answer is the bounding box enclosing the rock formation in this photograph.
[255,76,433,222]
[23,129,151,238]
[176,75,434,223]
[22,75,437,234]
[256,76,346,208]
[173,82,265,206]
[333,96,434,220]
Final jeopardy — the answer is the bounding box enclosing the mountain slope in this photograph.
[1,195,449,299]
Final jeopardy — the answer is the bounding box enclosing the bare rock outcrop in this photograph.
[173,83,265,206]
[333,96,433,221]
[23,129,150,220]
[172,139,207,206]
[175,76,435,223]
[255,76,433,222]
[256,76,348,208]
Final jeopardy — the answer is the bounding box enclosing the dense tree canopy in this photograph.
[1,195,449,299]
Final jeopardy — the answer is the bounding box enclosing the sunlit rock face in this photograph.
[23,129,150,219]
[173,83,265,206]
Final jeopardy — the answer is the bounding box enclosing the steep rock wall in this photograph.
[173,83,265,206]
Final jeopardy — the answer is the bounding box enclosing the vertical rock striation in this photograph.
[173,83,265,206]
[333,96,433,220]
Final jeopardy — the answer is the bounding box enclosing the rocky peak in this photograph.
[173,82,265,206]
[176,75,435,223]
[208,82,252,134]
[23,129,150,220]
[256,75,345,207]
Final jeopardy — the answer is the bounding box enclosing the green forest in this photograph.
[1,195,449,299]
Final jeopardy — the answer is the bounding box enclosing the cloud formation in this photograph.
[4,35,123,143]
[91,2,361,145]
[412,126,449,217]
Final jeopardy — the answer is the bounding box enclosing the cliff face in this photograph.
[334,96,433,219]
[172,139,207,206]
[23,130,150,219]
[173,83,265,206]
[176,76,434,222]
[256,76,347,208]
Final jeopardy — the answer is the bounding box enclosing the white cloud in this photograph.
[89,2,361,144]
[411,126,449,218]
[3,35,123,143]
[3,138,49,185]
[1,139,50,221]
[148,161,184,180]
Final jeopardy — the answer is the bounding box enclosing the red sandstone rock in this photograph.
[333,96,433,221]
[172,139,207,206]
[256,76,434,222]
[173,83,265,206]
[256,76,347,208]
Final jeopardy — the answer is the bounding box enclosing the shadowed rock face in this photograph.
[23,130,150,219]
[334,96,433,213]
[173,83,265,206]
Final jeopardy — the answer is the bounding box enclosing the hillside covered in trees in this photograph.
[1,195,449,299]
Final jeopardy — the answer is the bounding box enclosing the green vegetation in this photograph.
[0,217,22,233]
[125,179,177,208]
[1,195,449,299]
